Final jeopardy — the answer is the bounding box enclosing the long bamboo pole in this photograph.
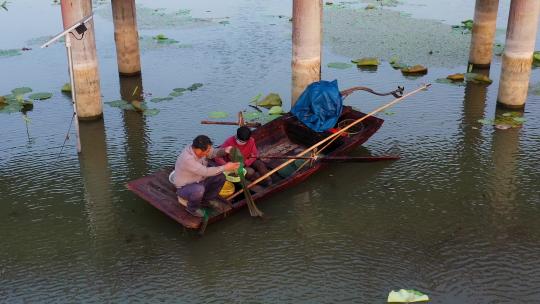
[227,83,431,201]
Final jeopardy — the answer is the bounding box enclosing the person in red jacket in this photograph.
[216,126,272,186]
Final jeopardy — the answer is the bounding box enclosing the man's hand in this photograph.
[224,146,233,154]
[223,162,240,172]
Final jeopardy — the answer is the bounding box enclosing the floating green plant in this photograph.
[208,111,228,119]
[268,106,284,115]
[169,91,184,97]
[465,72,492,84]
[477,112,526,129]
[401,64,428,75]
[187,83,203,91]
[327,62,353,69]
[150,97,173,103]
[452,19,473,32]
[252,93,282,108]
[0,49,22,57]
[61,83,71,93]
[11,87,32,96]
[28,92,52,100]
[173,87,187,93]
[352,57,379,66]
[143,108,160,116]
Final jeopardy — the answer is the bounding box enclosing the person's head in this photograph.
[235,126,251,145]
[192,135,213,158]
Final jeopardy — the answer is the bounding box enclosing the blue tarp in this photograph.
[291,80,343,132]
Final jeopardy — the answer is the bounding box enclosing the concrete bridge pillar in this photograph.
[61,0,102,120]
[291,0,322,106]
[497,0,540,109]
[468,0,500,70]
[111,0,142,76]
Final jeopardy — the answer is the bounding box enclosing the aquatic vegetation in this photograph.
[251,93,282,108]
[218,20,230,25]
[447,73,465,81]
[327,62,354,69]
[324,7,470,68]
[11,87,32,96]
[400,64,427,75]
[1,1,8,11]
[208,111,229,119]
[28,92,53,100]
[0,49,22,57]
[187,83,203,91]
[61,83,71,93]
[268,106,284,115]
[352,57,379,66]
[96,6,212,30]
[452,19,474,33]
[169,91,184,97]
[150,97,173,103]
[533,51,540,67]
[465,72,492,84]
[477,112,526,129]
[104,99,159,116]
[173,88,187,93]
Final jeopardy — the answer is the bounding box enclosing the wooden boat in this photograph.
[126,106,388,230]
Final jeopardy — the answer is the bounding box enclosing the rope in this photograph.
[56,111,76,159]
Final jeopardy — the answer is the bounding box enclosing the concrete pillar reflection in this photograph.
[120,75,149,178]
[291,0,322,106]
[497,0,540,108]
[78,119,114,236]
[61,0,103,120]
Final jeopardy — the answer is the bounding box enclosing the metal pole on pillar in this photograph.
[497,0,540,109]
[66,35,82,153]
[468,0,499,71]
[291,0,322,107]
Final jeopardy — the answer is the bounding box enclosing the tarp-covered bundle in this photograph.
[291,80,343,133]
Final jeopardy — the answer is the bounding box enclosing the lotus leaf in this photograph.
[187,83,203,91]
[447,73,464,81]
[255,93,282,108]
[513,117,526,123]
[401,65,427,75]
[153,34,169,40]
[352,57,379,66]
[243,111,261,120]
[327,62,353,69]
[0,49,22,57]
[470,74,492,84]
[61,83,71,93]
[169,91,184,97]
[143,108,160,116]
[477,118,493,125]
[28,92,52,100]
[461,19,474,30]
[268,106,284,115]
[11,87,32,96]
[157,38,179,45]
[0,102,23,114]
[105,100,129,108]
[0,96,6,105]
[250,93,262,104]
[209,111,228,119]
[150,97,173,103]
[173,87,187,93]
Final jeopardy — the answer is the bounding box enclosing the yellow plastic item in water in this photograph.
[219,181,235,198]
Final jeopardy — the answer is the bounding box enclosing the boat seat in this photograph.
[169,170,188,207]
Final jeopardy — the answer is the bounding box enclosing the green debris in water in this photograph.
[208,111,229,119]
[11,87,32,96]
[153,34,169,40]
[452,19,473,33]
[28,92,53,100]
[61,83,71,93]
[0,49,21,57]
[173,87,187,93]
[187,83,203,91]
[327,62,354,69]
[352,57,379,66]
[150,97,174,103]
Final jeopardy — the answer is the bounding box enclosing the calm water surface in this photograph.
[1,0,539,303]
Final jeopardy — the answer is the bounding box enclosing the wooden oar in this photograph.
[257,155,400,162]
[226,83,430,201]
[201,121,261,127]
